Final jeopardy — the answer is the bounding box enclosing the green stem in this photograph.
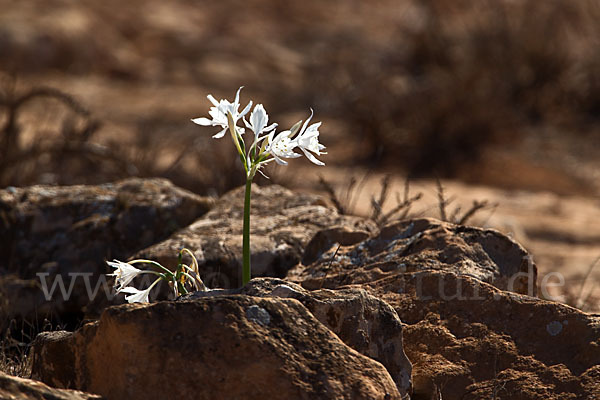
[242,177,252,285]
[177,281,189,295]
[128,259,174,276]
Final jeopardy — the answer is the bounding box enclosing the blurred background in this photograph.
[0,0,599,309]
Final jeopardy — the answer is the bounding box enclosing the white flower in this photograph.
[119,277,161,304]
[107,260,145,292]
[244,104,278,172]
[191,87,252,139]
[293,109,326,166]
[244,103,277,146]
[119,286,152,303]
[266,109,326,166]
[266,129,301,165]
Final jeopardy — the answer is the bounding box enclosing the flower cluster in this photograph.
[107,249,205,303]
[192,87,326,285]
[106,89,326,299]
[191,87,326,179]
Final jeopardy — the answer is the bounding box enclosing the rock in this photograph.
[0,371,103,399]
[371,272,600,400]
[301,226,371,265]
[30,330,78,389]
[184,277,412,397]
[32,296,401,400]
[289,262,600,399]
[289,218,537,296]
[0,178,214,329]
[135,184,376,288]
[13,181,600,399]
[287,218,600,399]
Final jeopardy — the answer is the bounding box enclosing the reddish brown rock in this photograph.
[289,218,536,296]
[301,226,371,265]
[32,296,401,400]
[287,218,600,399]
[0,177,214,329]
[377,272,600,399]
[135,184,376,288]
[289,267,599,399]
[375,272,600,374]
[0,371,103,399]
[13,181,600,400]
[185,277,413,397]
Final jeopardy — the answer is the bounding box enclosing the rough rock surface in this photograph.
[374,272,600,400]
[289,218,537,296]
[135,184,376,288]
[8,180,600,400]
[0,371,103,399]
[184,277,412,397]
[288,224,600,399]
[32,296,401,400]
[0,178,214,328]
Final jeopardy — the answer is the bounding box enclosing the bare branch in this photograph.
[575,255,600,309]
[457,200,490,225]
[436,178,448,221]
[318,174,345,214]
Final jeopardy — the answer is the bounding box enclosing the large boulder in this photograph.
[372,272,600,399]
[135,184,376,288]
[289,218,537,295]
[11,181,600,399]
[0,178,214,329]
[184,277,413,397]
[31,295,401,400]
[287,221,599,400]
[0,371,102,399]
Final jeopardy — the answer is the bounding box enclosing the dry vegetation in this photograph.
[0,319,38,378]
[318,173,494,228]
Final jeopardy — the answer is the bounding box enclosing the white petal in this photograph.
[300,147,325,166]
[255,132,270,143]
[207,94,219,107]
[257,167,270,179]
[122,286,152,303]
[191,117,213,126]
[272,154,288,165]
[123,287,150,303]
[270,130,290,143]
[234,87,243,107]
[212,128,227,139]
[240,101,253,119]
[298,109,314,138]
[267,129,278,144]
[264,122,277,132]
[107,260,144,291]
[250,104,267,133]
[306,121,322,135]
[119,286,140,294]
[217,100,234,117]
